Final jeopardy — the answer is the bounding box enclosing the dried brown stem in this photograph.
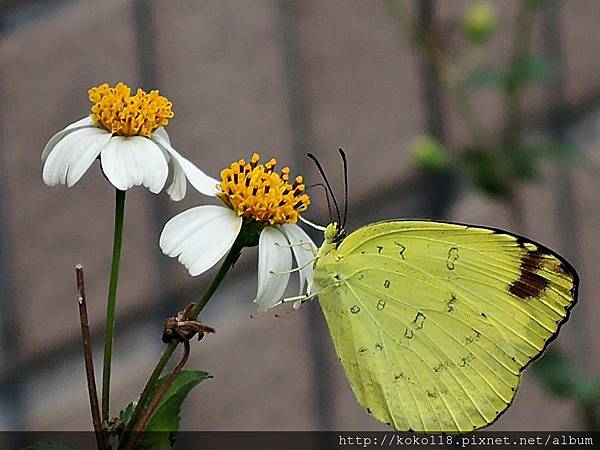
[123,340,191,450]
[76,264,105,450]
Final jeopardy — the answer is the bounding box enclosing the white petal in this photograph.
[153,133,219,197]
[42,116,95,162]
[42,127,112,187]
[100,136,169,193]
[153,129,187,201]
[153,126,171,145]
[165,157,187,201]
[160,205,242,276]
[255,227,292,314]
[280,223,317,294]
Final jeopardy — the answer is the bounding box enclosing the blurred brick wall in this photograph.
[0,0,598,431]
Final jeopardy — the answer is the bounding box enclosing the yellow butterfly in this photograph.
[303,152,578,432]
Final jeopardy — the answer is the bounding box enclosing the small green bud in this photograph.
[462,2,498,44]
[411,135,447,171]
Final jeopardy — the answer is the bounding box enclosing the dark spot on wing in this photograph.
[412,312,426,329]
[394,241,406,259]
[433,362,448,373]
[555,263,568,277]
[446,293,457,313]
[459,354,474,367]
[509,248,550,300]
[393,372,405,382]
[446,247,459,270]
[465,331,481,345]
[426,390,438,399]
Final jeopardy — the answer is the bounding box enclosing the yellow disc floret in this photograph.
[218,153,310,225]
[88,82,174,138]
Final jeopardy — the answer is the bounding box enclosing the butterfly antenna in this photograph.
[307,153,341,226]
[309,183,333,222]
[338,148,349,229]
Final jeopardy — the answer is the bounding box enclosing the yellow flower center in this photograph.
[218,153,310,225]
[88,82,174,138]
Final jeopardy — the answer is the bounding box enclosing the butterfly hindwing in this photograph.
[315,220,577,432]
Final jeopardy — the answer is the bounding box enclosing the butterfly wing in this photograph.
[315,220,577,432]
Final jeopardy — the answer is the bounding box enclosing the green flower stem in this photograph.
[102,188,126,423]
[123,242,243,435]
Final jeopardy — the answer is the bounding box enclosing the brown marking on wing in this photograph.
[555,263,569,277]
[509,248,550,300]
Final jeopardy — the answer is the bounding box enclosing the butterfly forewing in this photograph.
[315,220,577,432]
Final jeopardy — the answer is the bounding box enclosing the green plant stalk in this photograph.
[123,242,243,435]
[502,0,536,150]
[385,0,492,150]
[190,242,243,317]
[102,189,126,423]
[502,0,536,232]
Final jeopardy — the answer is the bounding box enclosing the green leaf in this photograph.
[146,370,210,431]
[532,347,575,397]
[460,148,513,198]
[533,348,600,403]
[24,443,77,450]
[573,379,600,404]
[466,68,505,89]
[506,148,539,182]
[118,370,210,450]
[505,56,555,92]
[521,143,580,161]
[119,400,135,425]
[467,56,555,91]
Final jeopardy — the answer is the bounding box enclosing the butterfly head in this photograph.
[325,222,346,247]
[307,149,349,247]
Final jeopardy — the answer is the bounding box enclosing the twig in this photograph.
[76,264,104,450]
[385,0,492,149]
[122,341,191,450]
[121,343,177,440]
[501,0,538,234]
[502,0,536,149]
[123,245,241,437]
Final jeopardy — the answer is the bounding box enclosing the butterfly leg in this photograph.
[276,283,333,312]
[274,240,317,254]
[278,293,317,309]
[269,257,317,275]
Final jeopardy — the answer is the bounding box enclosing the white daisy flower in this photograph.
[160,153,317,313]
[42,82,217,200]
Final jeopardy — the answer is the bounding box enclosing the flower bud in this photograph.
[463,2,498,44]
[411,135,447,171]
